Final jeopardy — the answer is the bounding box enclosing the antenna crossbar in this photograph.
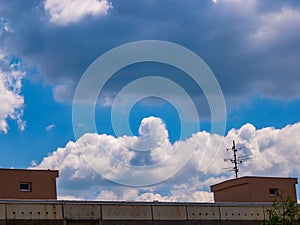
[224,140,249,179]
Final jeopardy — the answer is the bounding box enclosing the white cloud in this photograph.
[249,7,300,50]
[57,195,83,201]
[53,84,73,103]
[44,0,112,25]
[45,123,55,131]
[36,141,97,180]
[220,123,300,177]
[0,54,25,133]
[95,187,214,202]
[34,117,300,201]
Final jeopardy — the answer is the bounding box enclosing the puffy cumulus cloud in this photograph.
[0,54,25,133]
[44,0,112,25]
[34,117,300,201]
[36,141,95,180]
[37,117,175,186]
[96,186,214,202]
[202,122,300,177]
[135,116,172,162]
[235,123,300,176]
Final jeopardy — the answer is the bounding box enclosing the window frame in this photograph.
[20,182,32,192]
[269,188,278,197]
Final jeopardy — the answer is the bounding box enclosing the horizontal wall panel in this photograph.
[102,204,152,220]
[220,206,264,221]
[0,204,5,220]
[64,203,101,220]
[187,206,219,220]
[152,205,186,220]
[6,203,63,220]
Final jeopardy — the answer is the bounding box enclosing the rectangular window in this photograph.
[20,182,31,192]
[269,188,278,197]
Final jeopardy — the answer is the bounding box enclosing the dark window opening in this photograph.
[269,188,278,197]
[20,182,31,192]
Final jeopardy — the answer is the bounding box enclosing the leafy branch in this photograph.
[263,190,300,225]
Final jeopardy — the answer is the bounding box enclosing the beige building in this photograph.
[210,176,298,202]
[0,168,59,200]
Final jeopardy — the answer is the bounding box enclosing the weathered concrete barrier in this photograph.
[0,200,297,225]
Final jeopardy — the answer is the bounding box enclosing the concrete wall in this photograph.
[0,201,297,225]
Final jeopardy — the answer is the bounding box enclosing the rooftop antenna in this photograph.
[224,140,250,179]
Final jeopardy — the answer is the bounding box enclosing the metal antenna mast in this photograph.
[224,140,250,179]
[232,140,238,178]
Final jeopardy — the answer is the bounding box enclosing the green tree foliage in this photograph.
[263,191,300,225]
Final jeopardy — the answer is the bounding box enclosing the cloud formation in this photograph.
[44,0,112,25]
[35,117,300,201]
[249,7,300,49]
[0,54,25,133]
[0,0,299,107]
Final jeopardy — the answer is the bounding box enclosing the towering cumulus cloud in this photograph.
[35,117,300,202]
[0,55,25,133]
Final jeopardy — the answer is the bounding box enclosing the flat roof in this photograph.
[0,168,59,176]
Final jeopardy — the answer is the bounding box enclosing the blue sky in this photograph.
[0,0,300,201]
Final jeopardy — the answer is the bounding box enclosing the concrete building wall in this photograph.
[64,203,101,220]
[152,205,186,220]
[0,200,298,225]
[0,169,59,200]
[102,204,151,220]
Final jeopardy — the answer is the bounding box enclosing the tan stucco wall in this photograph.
[213,182,251,202]
[248,177,297,202]
[0,169,58,200]
[211,176,297,202]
